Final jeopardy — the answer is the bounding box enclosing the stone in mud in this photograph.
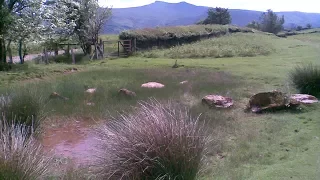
[290,94,318,104]
[85,88,97,94]
[141,82,165,89]
[49,92,69,100]
[246,91,299,113]
[202,95,233,108]
[118,88,136,97]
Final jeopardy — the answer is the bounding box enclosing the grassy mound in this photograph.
[290,63,320,97]
[138,33,275,58]
[95,99,209,179]
[120,25,253,49]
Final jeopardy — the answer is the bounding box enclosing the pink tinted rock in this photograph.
[141,82,165,89]
[85,88,97,94]
[290,94,318,104]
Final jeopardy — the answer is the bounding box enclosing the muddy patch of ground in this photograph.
[40,119,98,166]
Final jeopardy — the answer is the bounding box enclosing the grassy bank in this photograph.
[137,33,275,58]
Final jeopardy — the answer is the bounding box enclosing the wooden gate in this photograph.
[102,40,133,57]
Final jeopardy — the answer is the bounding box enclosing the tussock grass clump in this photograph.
[0,89,43,130]
[96,99,209,180]
[139,33,275,59]
[290,63,320,97]
[0,118,52,180]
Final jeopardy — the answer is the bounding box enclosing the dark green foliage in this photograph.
[119,25,253,49]
[306,24,312,29]
[246,21,260,30]
[0,62,12,71]
[259,9,285,34]
[290,63,320,97]
[202,7,232,25]
[296,26,303,31]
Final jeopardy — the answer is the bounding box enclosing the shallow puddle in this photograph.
[40,120,98,165]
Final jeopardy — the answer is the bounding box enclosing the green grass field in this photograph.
[1,31,320,179]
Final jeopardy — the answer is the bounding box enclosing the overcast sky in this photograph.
[99,0,319,13]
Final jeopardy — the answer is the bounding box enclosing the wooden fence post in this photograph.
[71,48,75,64]
[134,38,137,53]
[118,41,120,57]
[43,48,49,64]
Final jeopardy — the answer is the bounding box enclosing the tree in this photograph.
[306,24,312,29]
[246,21,260,30]
[202,7,231,25]
[296,26,303,31]
[0,0,42,63]
[74,0,111,56]
[6,0,43,64]
[259,9,285,34]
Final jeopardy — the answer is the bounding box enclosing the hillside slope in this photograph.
[103,1,320,34]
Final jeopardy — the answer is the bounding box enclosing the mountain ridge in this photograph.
[103,1,320,34]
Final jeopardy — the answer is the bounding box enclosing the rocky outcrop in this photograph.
[246,91,299,113]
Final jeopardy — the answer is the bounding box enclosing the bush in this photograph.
[95,99,209,180]
[290,63,320,97]
[0,117,52,180]
[0,62,12,71]
[0,89,43,130]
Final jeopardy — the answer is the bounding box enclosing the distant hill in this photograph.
[103,1,320,34]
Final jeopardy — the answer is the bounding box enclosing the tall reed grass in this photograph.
[0,117,52,179]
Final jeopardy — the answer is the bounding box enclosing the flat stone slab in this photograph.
[290,94,318,104]
[202,95,233,108]
[141,82,165,89]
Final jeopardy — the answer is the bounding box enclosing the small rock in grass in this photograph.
[118,88,136,97]
[86,102,95,106]
[49,92,69,100]
[179,80,188,85]
[85,88,97,94]
[202,95,233,108]
[290,94,318,104]
[141,82,165,89]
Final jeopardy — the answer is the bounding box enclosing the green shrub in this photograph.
[95,99,209,180]
[290,63,320,97]
[0,62,12,71]
[0,118,52,180]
